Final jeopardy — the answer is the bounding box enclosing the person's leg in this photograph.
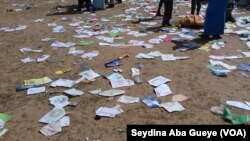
[78,0,83,11]
[162,0,173,26]
[226,2,236,22]
[191,0,196,15]
[196,0,201,15]
[108,0,115,8]
[156,0,164,16]
[85,0,91,11]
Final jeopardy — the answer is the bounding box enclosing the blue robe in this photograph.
[204,0,228,36]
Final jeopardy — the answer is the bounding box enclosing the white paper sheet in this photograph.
[78,69,100,80]
[245,101,250,108]
[161,54,176,61]
[99,89,125,97]
[226,101,250,111]
[59,116,70,127]
[135,51,162,59]
[148,38,162,44]
[0,119,4,129]
[41,38,55,42]
[53,26,65,33]
[81,50,99,60]
[110,79,135,88]
[131,68,140,77]
[117,95,139,104]
[21,57,35,63]
[49,95,70,108]
[0,129,8,137]
[209,55,243,60]
[88,88,102,95]
[160,102,185,112]
[63,88,84,96]
[39,108,66,124]
[37,54,50,62]
[73,34,90,39]
[211,41,225,50]
[209,60,236,70]
[241,52,250,57]
[34,18,44,22]
[15,25,27,31]
[27,86,46,95]
[51,41,76,48]
[154,84,172,97]
[20,48,43,53]
[128,40,145,46]
[142,43,154,48]
[95,106,123,118]
[107,73,125,81]
[68,47,84,56]
[148,76,171,87]
[40,121,62,136]
[96,36,114,43]
[247,41,250,49]
[174,56,189,60]
[50,79,75,88]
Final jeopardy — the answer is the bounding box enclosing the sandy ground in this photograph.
[0,0,249,140]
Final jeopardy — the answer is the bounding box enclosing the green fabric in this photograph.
[207,64,220,71]
[0,113,11,122]
[115,41,127,45]
[108,31,119,38]
[80,41,95,46]
[223,108,249,125]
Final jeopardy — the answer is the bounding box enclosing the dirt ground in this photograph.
[0,0,249,141]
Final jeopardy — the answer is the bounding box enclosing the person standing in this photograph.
[108,0,115,8]
[93,0,106,9]
[201,0,228,39]
[162,0,173,27]
[226,0,236,22]
[78,0,91,11]
[191,0,201,15]
[156,0,164,16]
